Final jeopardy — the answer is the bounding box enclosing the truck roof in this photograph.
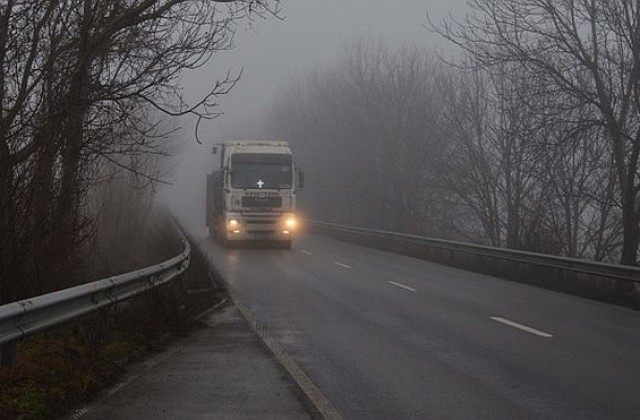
[222,140,292,157]
[223,140,289,147]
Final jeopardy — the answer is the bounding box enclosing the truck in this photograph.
[206,140,304,248]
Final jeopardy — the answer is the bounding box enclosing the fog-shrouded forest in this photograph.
[269,38,622,259]
[4,2,640,417]
[2,0,640,306]
[0,0,279,304]
[266,2,640,299]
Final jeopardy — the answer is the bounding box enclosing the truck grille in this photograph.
[243,214,280,235]
[242,196,282,208]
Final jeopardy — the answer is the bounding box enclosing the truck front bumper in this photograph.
[223,213,297,242]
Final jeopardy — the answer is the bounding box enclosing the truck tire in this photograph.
[281,240,292,250]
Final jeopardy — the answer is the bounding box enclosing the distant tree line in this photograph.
[267,0,640,296]
[268,42,455,237]
[0,0,278,304]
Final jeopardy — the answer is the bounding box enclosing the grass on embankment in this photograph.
[0,214,224,419]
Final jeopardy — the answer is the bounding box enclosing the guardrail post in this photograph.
[1,340,16,369]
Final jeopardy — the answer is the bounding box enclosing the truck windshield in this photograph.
[230,154,292,189]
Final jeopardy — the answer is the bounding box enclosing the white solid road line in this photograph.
[490,317,553,338]
[334,262,352,269]
[301,250,313,255]
[387,281,417,292]
[235,300,344,419]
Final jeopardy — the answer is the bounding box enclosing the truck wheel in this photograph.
[281,240,292,250]
[209,224,216,239]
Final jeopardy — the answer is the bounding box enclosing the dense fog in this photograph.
[161,0,469,230]
[4,0,640,303]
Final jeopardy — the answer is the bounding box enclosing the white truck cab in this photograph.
[206,140,304,248]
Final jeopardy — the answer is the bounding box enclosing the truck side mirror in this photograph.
[298,170,305,190]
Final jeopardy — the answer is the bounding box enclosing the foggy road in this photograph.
[200,231,640,419]
[7,0,640,417]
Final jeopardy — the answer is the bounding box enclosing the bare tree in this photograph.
[438,69,503,245]
[439,63,559,251]
[268,40,453,236]
[0,0,279,303]
[430,0,640,296]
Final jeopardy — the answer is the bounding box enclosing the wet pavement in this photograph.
[72,304,311,420]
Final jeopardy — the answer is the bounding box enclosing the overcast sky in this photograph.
[194,0,469,137]
[164,0,470,225]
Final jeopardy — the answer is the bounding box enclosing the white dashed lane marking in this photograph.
[334,262,352,269]
[301,250,313,255]
[490,317,553,338]
[387,281,417,292]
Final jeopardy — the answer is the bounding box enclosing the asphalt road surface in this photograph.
[200,231,640,419]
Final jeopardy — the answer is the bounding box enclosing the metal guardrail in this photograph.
[307,220,640,285]
[0,226,191,358]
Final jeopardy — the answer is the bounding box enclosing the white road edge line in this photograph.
[334,262,351,269]
[301,250,313,255]
[490,317,553,338]
[387,281,417,292]
[234,298,344,419]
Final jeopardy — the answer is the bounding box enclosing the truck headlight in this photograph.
[285,216,297,229]
[227,219,240,233]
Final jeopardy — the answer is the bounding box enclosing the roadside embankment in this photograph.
[0,210,225,419]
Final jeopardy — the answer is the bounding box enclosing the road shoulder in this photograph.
[69,303,311,420]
